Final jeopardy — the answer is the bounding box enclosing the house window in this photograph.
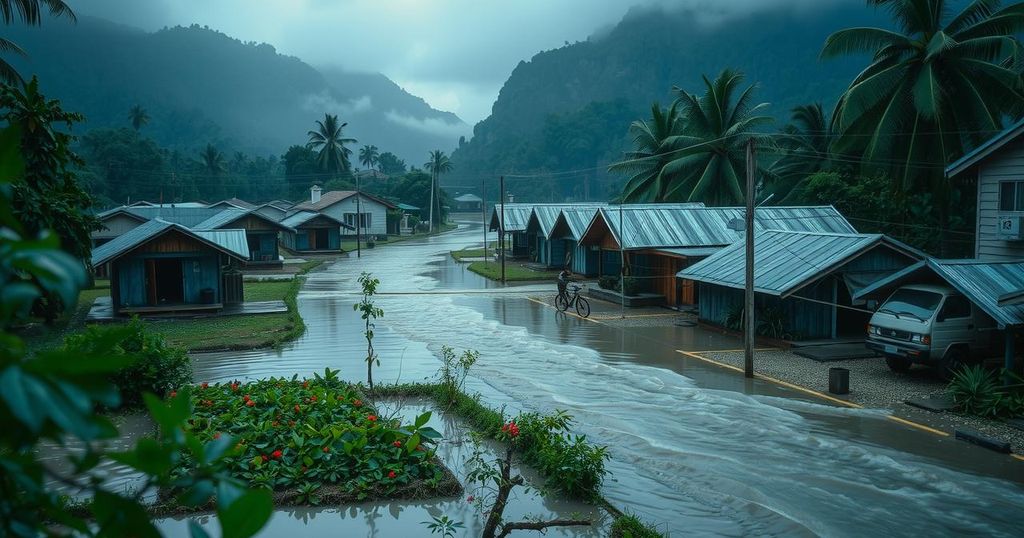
[343,213,371,228]
[999,181,1024,211]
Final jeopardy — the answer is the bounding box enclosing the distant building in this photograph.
[454,193,483,212]
[192,209,294,267]
[279,211,353,252]
[290,186,397,238]
[947,117,1024,261]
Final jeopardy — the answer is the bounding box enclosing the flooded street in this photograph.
[189,218,1024,537]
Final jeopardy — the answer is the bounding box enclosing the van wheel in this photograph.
[937,347,969,380]
[885,356,912,373]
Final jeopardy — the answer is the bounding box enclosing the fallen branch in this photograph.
[497,519,592,537]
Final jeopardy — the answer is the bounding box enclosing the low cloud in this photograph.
[301,91,373,116]
[385,110,471,139]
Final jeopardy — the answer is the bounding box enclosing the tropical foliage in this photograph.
[612,69,772,205]
[608,101,684,203]
[822,0,1024,251]
[0,0,74,83]
[768,103,834,201]
[128,103,149,131]
[425,149,453,228]
[358,144,380,172]
[181,371,446,501]
[307,113,357,176]
[354,272,383,391]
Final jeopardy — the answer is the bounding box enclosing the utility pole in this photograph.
[744,139,756,378]
[619,204,625,319]
[500,175,506,284]
[482,177,487,262]
[428,167,435,234]
[355,173,362,258]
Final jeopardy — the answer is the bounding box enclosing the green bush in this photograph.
[948,365,1024,418]
[515,410,608,499]
[611,514,665,538]
[63,318,192,408]
[622,276,641,296]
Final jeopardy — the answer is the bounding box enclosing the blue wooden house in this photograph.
[679,230,924,340]
[279,211,352,252]
[525,204,606,275]
[91,219,250,316]
[488,203,535,258]
[193,209,294,267]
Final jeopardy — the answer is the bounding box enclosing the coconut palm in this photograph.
[609,101,685,202]
[307,113,357,175]
[0,0,75,83]
[424,150,453,231]
[128,104,149,131]
[358,144,380,173]
[768,103,834,201]
[822,0,1024,191]
[640,69,773,205]
[200,144,225,176]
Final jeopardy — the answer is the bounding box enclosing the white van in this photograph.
[866,284,994,377]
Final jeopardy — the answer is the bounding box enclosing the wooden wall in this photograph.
[976,138,1024,261]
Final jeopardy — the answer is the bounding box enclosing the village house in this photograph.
[524,204,607,272]
[453,193,484,212]
[91,219,249,316]
[192,208,294,267]
[579,205,857,307]
[207,198,257,211]
[488,203,537,258]
[680,230,925,340]
[279,211,353,253]
[290,186,397,239]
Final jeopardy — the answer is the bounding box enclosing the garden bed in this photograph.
[466,261,561,282]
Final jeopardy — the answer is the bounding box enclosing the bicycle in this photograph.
[555,284,590,318]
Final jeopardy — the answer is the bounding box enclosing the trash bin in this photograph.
[199,288,216,304]
[828,367,850,395]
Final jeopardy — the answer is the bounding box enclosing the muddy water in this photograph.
[188,219,1024,537]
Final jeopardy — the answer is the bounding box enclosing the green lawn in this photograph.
[451,242,496,262]
[242,280,292,302]
[467,261,561,282]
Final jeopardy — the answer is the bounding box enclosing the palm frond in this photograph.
[821,28,914,59]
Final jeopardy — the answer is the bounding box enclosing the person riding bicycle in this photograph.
[557,269,572,300]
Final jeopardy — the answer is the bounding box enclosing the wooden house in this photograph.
[488,203,535,258]
[193,209,294,267]
[290,187,397,239]
[946,117,1024,261]
[525,204,606,273]
[679,230,924,339]
[279,211,352,252]
[91,219,249,316]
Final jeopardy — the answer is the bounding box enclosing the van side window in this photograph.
[939,296,971,320]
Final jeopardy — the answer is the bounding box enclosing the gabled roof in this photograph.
[91,219,249,267]
[853,259,1024,329]
[96,207,149,223]
[489,203,536,232]
[947,117,1024,178]
[527,204,608,238]
[455,194,483,203]
[292,190,398,212]
[397,203,420,211]
[280,210,353,230]
[580,205,856,250]
[209,198,257,210]
[99,206,226,228]
[678,230,923,297]
[998,289,1024,307]
[193,208,295,233]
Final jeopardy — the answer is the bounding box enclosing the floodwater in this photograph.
[182,218,1024,537]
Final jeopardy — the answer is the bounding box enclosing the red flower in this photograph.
[243,394,251,400]
[302,381,309,389]
[261,455,268,462]
[353,399,363,407]
[271,450,283,459]
[310,396,318,402]
[466,495,474,503]
[213,432,221,439]
[503,421,519,438]
[392,441,402,448]
[367,414,378,422]
[336,394,345,402]
[201,382,209,389]
[231,383,239,391]
[387,470,397,479]
[322,446,330,453]
[169,390,177,398]
[294,404,301,413]
[246,400,255,407]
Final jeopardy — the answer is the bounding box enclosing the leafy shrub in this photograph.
[598,275,619,290]
[437,345,478,405]
[622,276,641,296]
[62,317,191,408]
[949,366,1024,418]
[611,513,665,538]
[515,410,608,499]
[723,304,794,340]
[182,369,444,499]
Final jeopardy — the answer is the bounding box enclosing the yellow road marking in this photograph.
[1012,454,1024,462]
[688,348,775,354]
[885,415,950,437]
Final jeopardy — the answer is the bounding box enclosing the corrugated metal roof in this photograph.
[946,117,1024,178]
[489,203,535,232]
[529,204,608,238]
[584,205,856,250]
[397,203,421,211]
[455,194,483,203]
[293,190,398,211]
[210,198,257,210]
[678,230,918,297]
[91,219,249,266]
[998,289,1024,307]
[193,209,295,233]
[855,259,1024,329]
[120,207,226,227]
[555,206,606,240]
[280,211,352,230]
[653,246,723,258]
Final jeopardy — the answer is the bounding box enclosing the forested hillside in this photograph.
[449,1,883,201]
[5,16,466,160]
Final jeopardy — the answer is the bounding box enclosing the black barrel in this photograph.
[828,367,850,395]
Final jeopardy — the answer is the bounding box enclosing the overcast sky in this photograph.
[69,0,849,125]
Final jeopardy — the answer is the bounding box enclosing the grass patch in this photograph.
[243,280,293,302]
[467,261,561,282]
[610,514,666,538]
[20,287,109,354]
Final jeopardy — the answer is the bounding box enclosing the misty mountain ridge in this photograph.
[5,16,468,161]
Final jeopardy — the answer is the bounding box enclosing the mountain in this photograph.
[449,1,886,202]
[4,16,467,161]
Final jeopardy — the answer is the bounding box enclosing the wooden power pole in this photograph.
[500,175,506,284]
[744,139,756,378]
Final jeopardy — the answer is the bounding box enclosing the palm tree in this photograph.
[0,0,75,83]
[768,103,833,201]
[307,113,357,176]
[822,0,1024,193]
[609,101,685,202]
[358,144,380,174]
[128,104,149,132]
[424,150,453,232]
[200,144,225,176]
[628,69,772,205]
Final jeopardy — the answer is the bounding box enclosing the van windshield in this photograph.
[880,289,943,321]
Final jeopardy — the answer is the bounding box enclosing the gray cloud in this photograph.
[384,110,472,139]
[300,92,373,116]
[68,0,859,123]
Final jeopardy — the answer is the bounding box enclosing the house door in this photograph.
[246,234,260,260]
[315,229,329,250]
[306,230,317,250]
[147,258,184,305]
